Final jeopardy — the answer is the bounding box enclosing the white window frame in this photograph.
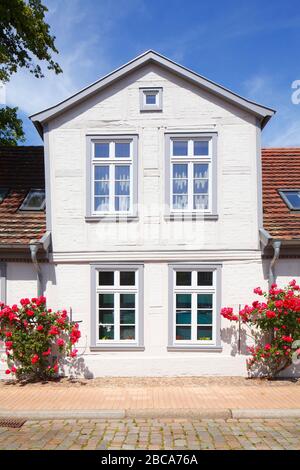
[90,264,144,350]
[165,133,218,218]
[86,135,138,219]
[168,264,222,350]
[140,87,163,111]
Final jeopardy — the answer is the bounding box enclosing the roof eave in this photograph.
[30,50,276,133]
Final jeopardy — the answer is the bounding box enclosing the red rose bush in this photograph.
[0,296,81,380]
[221,281,300,377]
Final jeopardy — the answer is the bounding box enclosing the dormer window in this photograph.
[279,190,300,210]
[140,88,162,111]
[20,189,46,211]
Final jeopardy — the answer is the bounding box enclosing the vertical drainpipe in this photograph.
[269,240,281,288]
[30,244,43,297]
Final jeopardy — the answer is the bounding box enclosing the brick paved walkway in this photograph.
[0,385,299,411]
[0,418,299,450]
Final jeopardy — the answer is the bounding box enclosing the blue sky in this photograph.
[6,0,300,146]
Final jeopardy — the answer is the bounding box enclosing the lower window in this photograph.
[93,266,143,346]
[170,266,219,346]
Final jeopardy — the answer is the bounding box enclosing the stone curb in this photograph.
[231,409,300,419]
[1,408,300,420]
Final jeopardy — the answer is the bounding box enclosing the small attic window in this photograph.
[140,88,162,111]
[20,189,46,211]
[279,190,300,211]
[0,189,8,203]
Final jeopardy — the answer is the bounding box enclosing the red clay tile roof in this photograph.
[262,147,300,240]
[0,146,46,246]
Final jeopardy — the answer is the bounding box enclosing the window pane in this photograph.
[145,93,157,104]
[173,179,188,194]
[120,310,135,324]
[173,195,188,210]
[98,271,114,285]
[197,326,212,340]
[197,310,212,324]
[94,166,109,180]
[95,143,109,158]
[115,165,130,180]
[194,164,208,179]
[194,195,208,210]
[21,189,45,211]
[94,197,109,211]
[95,181,109,196]
[173,163,187,179]
[194,179,208,194]
[176,294,191,308]
[176,310,191,324]
[115,181,130,196]
[99,293,114,308]
[194,141,209,156]
[99,325,114,340]
[115,142,130,158]
[197,272,213,286]
[99,310,114,324]
[120,326,135,340]
[282,191,300,209]
[0,189,8,203]
[176,326,191,340]
[176,271,191,286]
[120,294,135,308]
[120,271,135,286]
[115,196,130,211]
[173,141,188,156]
[197,294,213,309]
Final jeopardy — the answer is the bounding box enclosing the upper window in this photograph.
[140,88,162,111]
[279,190,300,210]
[20,189,45,211]
[0,189,8,203]
[167,135,216,213]
[89,137,138,216]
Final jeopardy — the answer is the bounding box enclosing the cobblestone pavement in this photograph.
[0,418,299,450]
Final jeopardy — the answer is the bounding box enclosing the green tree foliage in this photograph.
[0,0,62,145]
[0,106,25,145]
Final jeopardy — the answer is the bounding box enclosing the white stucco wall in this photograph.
[2,258,300,377]
[46,63,261,258]
[2,65,299,378]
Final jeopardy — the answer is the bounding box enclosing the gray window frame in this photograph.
[164,133,218,220]
[168,263,222,351]
[19,189,46,211]
[0,262,6,304]
[90,264,144,351]
[140,87,163,112]
[0,262,6,352]
[279,189,300,211]
[86,135,139,221]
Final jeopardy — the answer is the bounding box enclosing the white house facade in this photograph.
[1,51,300,377]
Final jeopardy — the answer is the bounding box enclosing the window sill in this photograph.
[164,213,219,221]
[167,345,222,352]
[90,345,145,352]
[85,215,138,223]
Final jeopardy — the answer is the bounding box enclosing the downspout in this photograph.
[30,244,43,297]
[269,240,281,288]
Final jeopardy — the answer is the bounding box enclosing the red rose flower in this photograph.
[5,369,11,375]
[5,341,13,350]
[37,325,44,331]
[31,354,39,364]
